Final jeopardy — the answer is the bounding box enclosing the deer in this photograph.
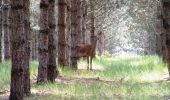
[76,35,98,70]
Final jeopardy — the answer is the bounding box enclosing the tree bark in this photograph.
[65,0,71,67]
[2,0,10,60]
[47,0,58,82]
[90,0,96,58]
[77,0,82,44]
[58,0,67,67]
[70,0,78,69]
[31,30,35,60]
[9,0,26,99]
[162,0,170,76]
[82,0,87,44]
[37,0,49,84]
[31,29,38,60]
[23,0,31,96]
[97,31,105,56]
[0,0,2,62]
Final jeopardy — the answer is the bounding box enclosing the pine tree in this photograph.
[47,0,59,82]
[37,0,49,84]
[9,0,26,99]
[58,0,67,67]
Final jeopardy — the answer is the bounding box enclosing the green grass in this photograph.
[0,62,11,89]
[0,55,170,100]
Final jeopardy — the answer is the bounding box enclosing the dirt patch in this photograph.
[55,76,118,85]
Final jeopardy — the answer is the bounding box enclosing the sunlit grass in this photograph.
[0,62,11,90]
[0,55,170,100]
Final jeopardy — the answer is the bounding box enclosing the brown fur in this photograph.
[76,36,98,70]
[76,44,93,70]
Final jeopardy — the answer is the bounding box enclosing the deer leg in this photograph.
[87,56,89,70]
[90,56,92,70]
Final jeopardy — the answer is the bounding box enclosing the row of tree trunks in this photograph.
[9,0,29,99]
[37,0,59,84]
[58,0,67,67]
[0,0,2,62]
[47,0,58,82]
[56,0,89,69]
[65,0,88,68]
[2,0,10,60]
[162,0,170,76]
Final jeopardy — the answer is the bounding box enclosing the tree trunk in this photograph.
[156,34,162,56]
[162,0,170,76]
[9,0,26,99]
[70,0,78,69]
[0,0,2,62]
[90,0,96,58]
[65,0,71,67]
[37,0,49,84]
[31,29,38,60]
[47,0,58,82]
[23,0,31,96]
[97,31,105,56]
[77,0,82,44]
[31,30,35,60]
[82,0,87,44]
[58,0,67,67]
[2,0,10,60]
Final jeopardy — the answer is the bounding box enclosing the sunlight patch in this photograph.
[139,70,169,82]
[78,60,104,70]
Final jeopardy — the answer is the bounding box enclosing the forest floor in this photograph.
[0,55,170,100]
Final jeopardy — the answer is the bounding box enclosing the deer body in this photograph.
[76,44,93,70]
[76,36,98,70]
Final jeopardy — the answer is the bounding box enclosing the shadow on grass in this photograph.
[55,75,116,85]
[1,93,170,100]
[24,92,124,100]
[18,91,170,100]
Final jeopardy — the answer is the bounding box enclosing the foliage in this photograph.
[91,0,162,55]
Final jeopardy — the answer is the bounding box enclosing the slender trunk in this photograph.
[65,0,71,66]
[31,30,35,60]
[47,0,58,82]
[37,0,49,84]
[156,0,163,57]
[34,30,39,60]
[70,0,78,69]
[0,0,2,62]
[82,0,87,44]
[2,0,10,60]
[9,0,25,99]
[162,0,170,76]
[90,0,96,58]
[77,0,82,44]
[98,31,104,56]
[156,34,162,56]
[23,0,31,96]
[58,0,67,67]
[31,30,39,61]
